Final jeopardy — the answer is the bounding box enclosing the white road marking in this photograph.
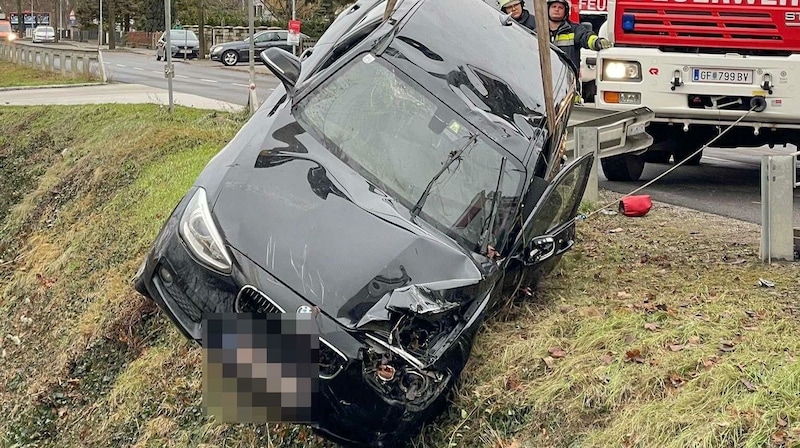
[176,74,189,78]
[200,78,218,83]
[115,64,126,67]
[133,67,144,71]
[151,71,162,74]
[232,83,248,87]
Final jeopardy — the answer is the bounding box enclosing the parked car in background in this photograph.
[209,30,310,66]
[156,29,199,60]
[0,21,16,42]
[32,26,55,43]
[134,0,592,446]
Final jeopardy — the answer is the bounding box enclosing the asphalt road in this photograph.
[100,51,281,107]
[600,146,800,224]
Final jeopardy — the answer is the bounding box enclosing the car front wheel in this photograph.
[222,50,239,66]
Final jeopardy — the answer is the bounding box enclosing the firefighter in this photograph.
[499,0,536,30]
[545,0,612,71]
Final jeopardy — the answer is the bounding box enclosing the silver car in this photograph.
[156,29,199,60]
[32,26,55,43]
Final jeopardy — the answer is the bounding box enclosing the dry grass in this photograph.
[1,104,799,448]
[0,62,93,87]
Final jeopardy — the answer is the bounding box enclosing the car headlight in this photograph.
[178,187,233,273]
[602,60,642,81]
[210,45,221,54]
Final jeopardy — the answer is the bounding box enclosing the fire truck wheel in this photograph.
[601,153,645,182]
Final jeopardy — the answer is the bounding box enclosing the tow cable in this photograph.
[577,103,761,221]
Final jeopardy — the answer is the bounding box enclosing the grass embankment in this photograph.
[0,62,93,88]
[1,104,799,448]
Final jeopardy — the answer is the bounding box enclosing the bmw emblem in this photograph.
[297,305,313,314]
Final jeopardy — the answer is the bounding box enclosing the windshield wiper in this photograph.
[410,133,478,222]
[479,156,507,255]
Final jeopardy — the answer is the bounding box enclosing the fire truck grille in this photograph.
[616,3,799,53]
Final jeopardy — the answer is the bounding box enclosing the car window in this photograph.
[254,32,269,43]
[277,31,288,40]
[522,153,592,241]
[297,55,524,252]
[0,23,11,32]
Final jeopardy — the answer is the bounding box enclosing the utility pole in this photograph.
[291,0,296,56]
[532,0,560,181]
[98,0,103,46]
[164,0,174,113]
[247,0,257,114]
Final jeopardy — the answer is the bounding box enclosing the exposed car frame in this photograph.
[134,0,593,446]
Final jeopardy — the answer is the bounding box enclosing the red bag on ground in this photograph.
[619,195,652,217]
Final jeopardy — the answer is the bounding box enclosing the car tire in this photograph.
[222,50,239,66]
[601,153,646,182]
[673,146,703,166]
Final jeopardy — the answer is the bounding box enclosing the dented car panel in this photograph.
[134,0,593,446]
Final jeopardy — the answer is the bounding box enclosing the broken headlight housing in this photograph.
[179,187,233,274]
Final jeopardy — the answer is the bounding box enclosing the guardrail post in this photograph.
[760,154,795,262]
[575,125,600,203]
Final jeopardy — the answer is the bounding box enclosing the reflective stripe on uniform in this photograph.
[553,32,574,47]
[588,35,598,49]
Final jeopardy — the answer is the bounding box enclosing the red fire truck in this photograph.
[593,0,800,180]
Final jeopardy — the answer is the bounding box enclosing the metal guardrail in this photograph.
[569,106,655,202]
[0,41,105,81]
[761,151,799,263]
[566,106,655,160]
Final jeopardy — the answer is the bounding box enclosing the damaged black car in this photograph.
[134,0,593,445]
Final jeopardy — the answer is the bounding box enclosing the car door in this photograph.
[274,31,292,52]
[512,152,594,268]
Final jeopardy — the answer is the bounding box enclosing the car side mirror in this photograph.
[260,47,301,94]
[523,235,556,266]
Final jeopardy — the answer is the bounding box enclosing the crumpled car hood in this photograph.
[211,151,482,327]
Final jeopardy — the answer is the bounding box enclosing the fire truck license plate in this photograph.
[692,68,753,84]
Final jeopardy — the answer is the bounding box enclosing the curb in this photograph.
[0,82,106,92]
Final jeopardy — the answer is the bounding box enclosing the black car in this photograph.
[134,0,592,446]
[209,29,310,66]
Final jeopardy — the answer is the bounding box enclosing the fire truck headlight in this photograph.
[603,61,642,82]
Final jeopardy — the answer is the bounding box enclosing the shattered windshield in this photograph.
[297,54,525,253]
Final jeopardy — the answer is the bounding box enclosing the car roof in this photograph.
[351,0,575,159]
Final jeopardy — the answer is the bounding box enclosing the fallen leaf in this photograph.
[771,431,787,445]
[668,373,685,388]
[719,341,736,353]
[624,334,636,344]
[644,322,659,331]
[505,373,523,391]
[505,440,522,448]
[542,356,555,369]
[668,344,685,352]
[742,326,760,331]
[609,227,624,233]
[687,336,701,346]
[617,291,633,299]
[600,353,615,365]
[548,347,566,359]
[625,349,645,364]
[740,379,757,392]
[702,358,718,369]
[777,415,788,427]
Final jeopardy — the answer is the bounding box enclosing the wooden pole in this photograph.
[532,0,561,179]
[384,0,398,22]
